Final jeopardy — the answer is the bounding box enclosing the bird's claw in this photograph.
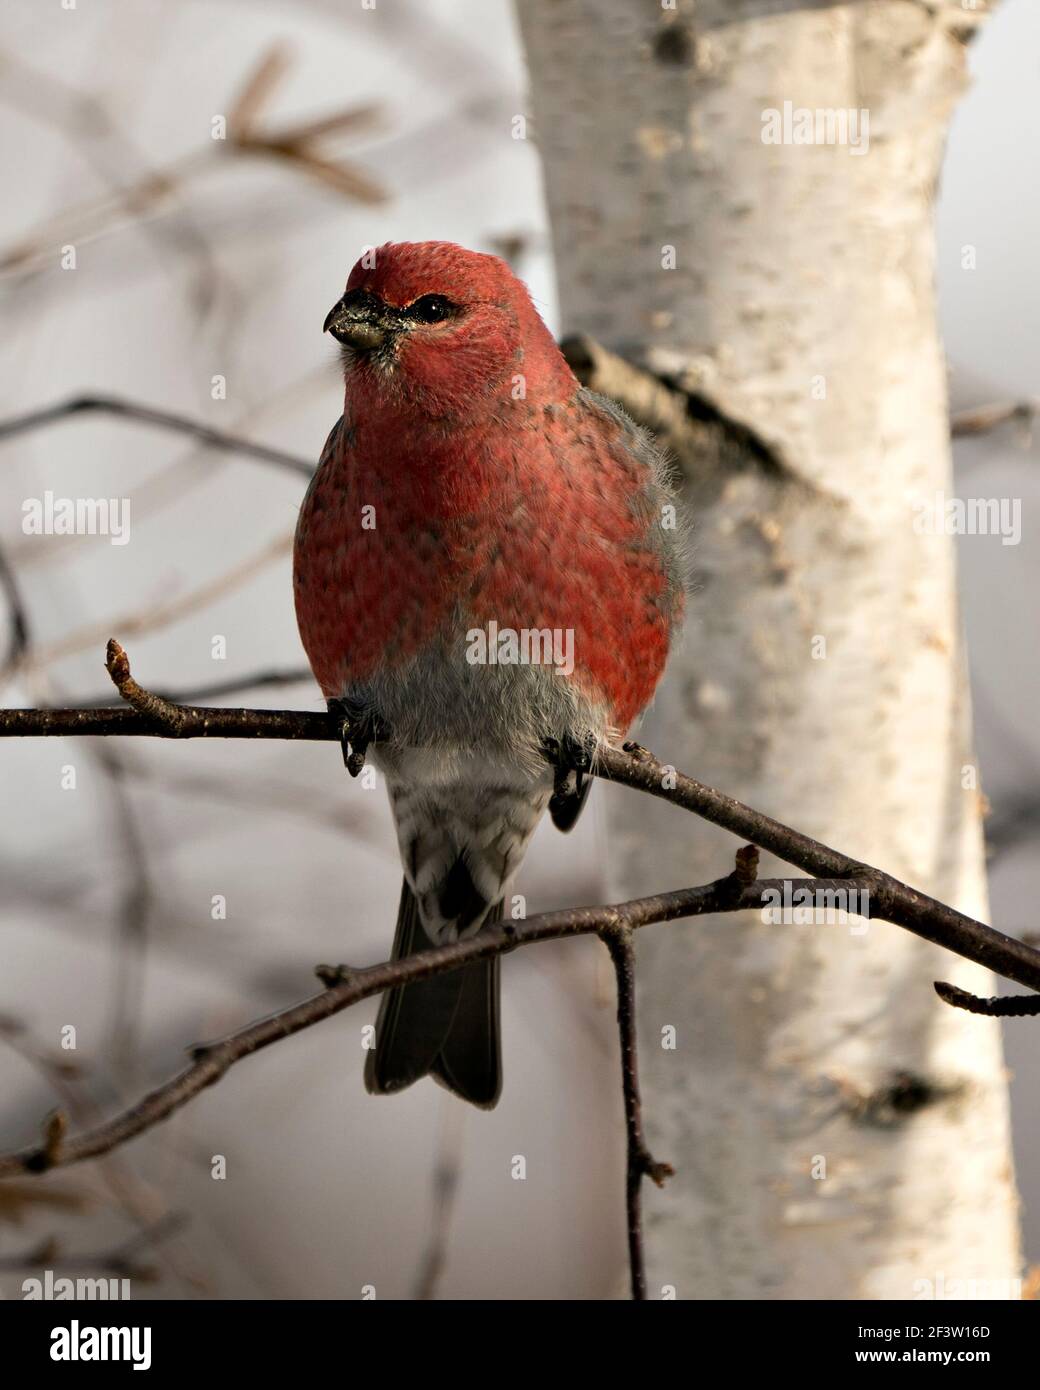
[545,729,597,774]
[544,731,598,828]
[328,699,390,778]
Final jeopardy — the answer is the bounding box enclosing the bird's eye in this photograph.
[405,294,457,324]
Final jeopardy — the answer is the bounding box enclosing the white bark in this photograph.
[519,0,1022,1298]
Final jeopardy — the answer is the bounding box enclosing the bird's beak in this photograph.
[324,298,387,352]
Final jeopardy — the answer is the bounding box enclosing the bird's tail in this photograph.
[364,879,502,1109]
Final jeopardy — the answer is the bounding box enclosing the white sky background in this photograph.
[0,0,1036,1296]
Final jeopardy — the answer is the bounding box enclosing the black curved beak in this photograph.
[324,294,388,352]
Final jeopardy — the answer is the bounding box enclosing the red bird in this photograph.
[294,241,684,1107]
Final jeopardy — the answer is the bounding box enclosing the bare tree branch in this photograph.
[0,395,313,477]
[4,641,1040,996]
[0,699,329,741]
[4,640,1040,1302]
[0,867,852,1182]
[600,923,673,1300]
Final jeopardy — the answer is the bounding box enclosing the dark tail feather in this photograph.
[431,901,502,1110]
[364,881,502,1109]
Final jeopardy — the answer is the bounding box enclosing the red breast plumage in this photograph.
[294,242,681,732]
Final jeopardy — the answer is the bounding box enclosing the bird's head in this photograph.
[323,241,575,419]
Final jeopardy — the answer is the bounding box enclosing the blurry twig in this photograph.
[0,393,307,682]
[77,667,313,709]
[14,531,293,675]
[226,42,385,204]
[3,365,330,575]
[0,1213,188,1281]
[0,1182,86,1226]
[0,43,385,278]
[0,1017,204,1291]
[0,50,224,314]
[0,395,312,477]
[951,400,1037,442]
[0,540,30,679]
[105,751,389,852]
[26,668,156,1090]
[411,1103,465,1300]
[92,741,154,1079]
[984,791,1040,862]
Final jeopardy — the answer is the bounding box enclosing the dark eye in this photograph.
[405,294,457,324]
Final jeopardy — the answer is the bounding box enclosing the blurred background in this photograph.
[0,0,1036,1298]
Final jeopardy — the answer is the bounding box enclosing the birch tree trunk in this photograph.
[518,0,1022,1299]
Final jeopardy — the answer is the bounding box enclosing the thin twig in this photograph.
[0,396,313,476]
[934,982,1040,1017]
[951,400,1038,439]
[0,43,385,278]
[599,924,673,1300]
[106,638,193,728]
[4,365,332,575]
[17,536,293,674]
[0,700,332,741]
[76,666,313,708]
[0,50,224,314]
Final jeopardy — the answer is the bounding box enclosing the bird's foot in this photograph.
[328,698,391,777]
[544,731,598,831]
